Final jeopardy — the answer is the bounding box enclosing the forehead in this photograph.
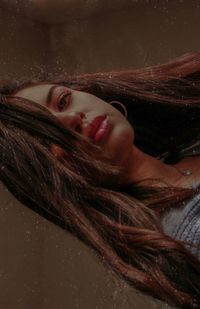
[14,84,53,105]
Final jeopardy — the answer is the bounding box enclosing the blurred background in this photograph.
[0,1,200,308]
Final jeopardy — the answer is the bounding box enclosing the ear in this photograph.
[50,144,65,159]
[50,144,72,169]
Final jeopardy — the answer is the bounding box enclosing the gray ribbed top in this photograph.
[160,141,200,259]
[162,193,200,260]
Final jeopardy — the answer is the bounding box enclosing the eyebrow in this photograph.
[46,85,58,107]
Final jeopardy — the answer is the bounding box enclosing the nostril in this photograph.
[79,112,85,119]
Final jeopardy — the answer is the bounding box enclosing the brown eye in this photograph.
[58,93,71,111]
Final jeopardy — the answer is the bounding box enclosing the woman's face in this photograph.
[14,83,135,174]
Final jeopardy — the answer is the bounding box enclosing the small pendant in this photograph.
[181,169,192,176]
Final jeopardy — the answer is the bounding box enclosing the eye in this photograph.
[57,92,71,111]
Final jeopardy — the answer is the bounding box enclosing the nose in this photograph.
[59,111,85,133]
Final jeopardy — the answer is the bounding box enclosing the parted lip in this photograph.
[86,115,107,139]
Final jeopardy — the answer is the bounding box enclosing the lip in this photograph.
[86,115,107,139]
[94,117,112,144]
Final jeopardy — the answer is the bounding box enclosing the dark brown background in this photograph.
[0,1,199,308]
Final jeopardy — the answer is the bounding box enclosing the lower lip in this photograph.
[94,117,112,144]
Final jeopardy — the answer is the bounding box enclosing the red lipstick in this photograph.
[87,115,107,139]
[94,117,112,144]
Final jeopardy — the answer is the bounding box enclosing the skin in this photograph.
[14,83,198,188]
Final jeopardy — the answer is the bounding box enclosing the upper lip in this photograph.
[86,115,107,139]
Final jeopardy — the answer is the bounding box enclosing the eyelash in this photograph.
[57,92,71,111]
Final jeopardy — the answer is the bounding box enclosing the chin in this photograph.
[106,131,134,165]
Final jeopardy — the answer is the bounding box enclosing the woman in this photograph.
[1,51,200,308]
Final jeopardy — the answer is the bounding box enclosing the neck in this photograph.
[122,146,193,188]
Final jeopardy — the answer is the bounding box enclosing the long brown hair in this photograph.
[1,51,200,308]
